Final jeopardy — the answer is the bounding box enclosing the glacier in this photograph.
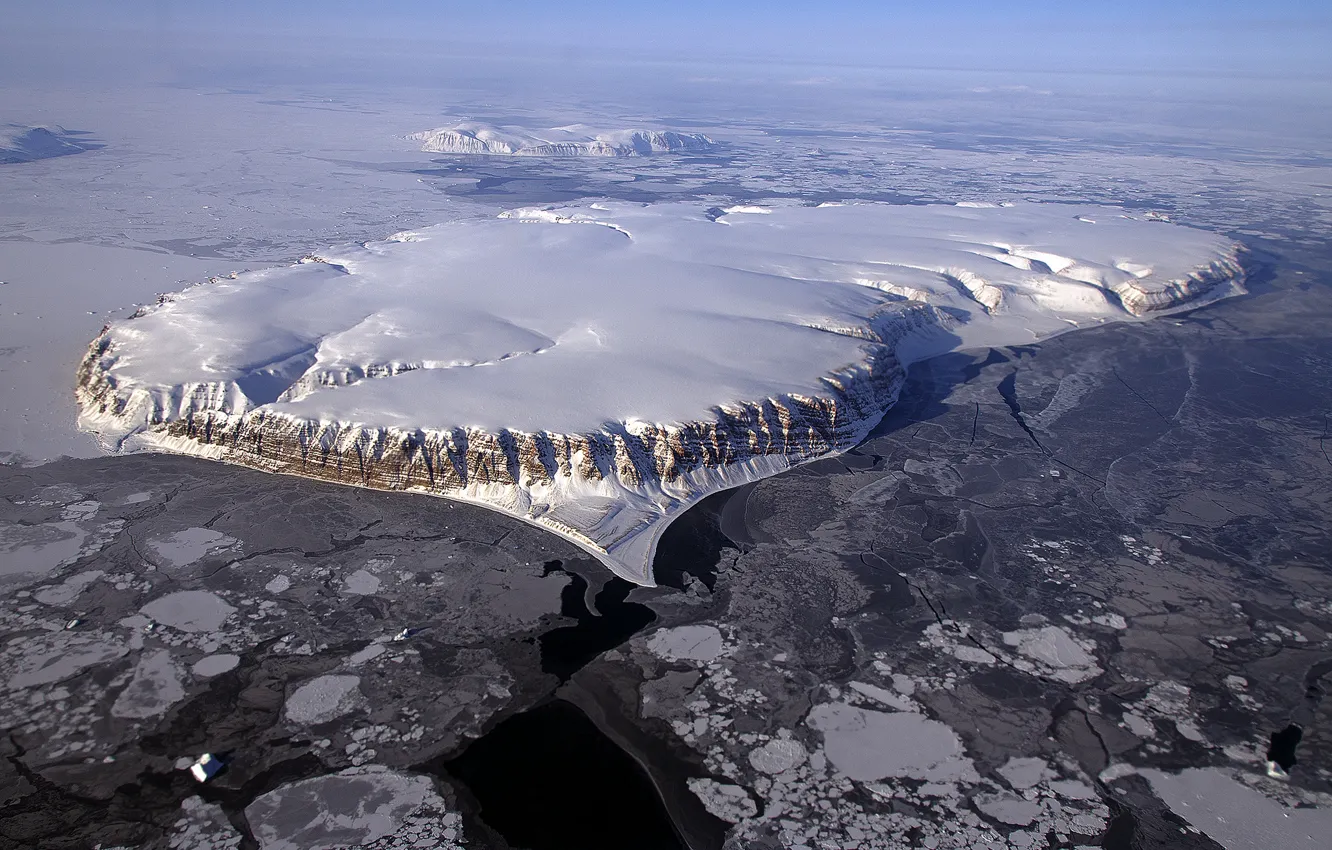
[409,122,717,157]
[75,201,1243,585]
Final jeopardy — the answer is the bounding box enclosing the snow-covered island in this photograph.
[409,122,717,156]
[0,124,92,164]
[75,202,1243,584]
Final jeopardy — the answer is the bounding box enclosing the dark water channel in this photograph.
[1267,724,1304,772]
[452,490,744,848]
[537,486,744,680]
[652,488,741,590]
[444,699,685,850]
[537,564,655,680]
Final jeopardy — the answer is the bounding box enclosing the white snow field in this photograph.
[410,122,716,156]
[76,201,1243,584]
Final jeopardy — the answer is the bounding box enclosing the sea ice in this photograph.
[806,702,966,782]
[340,568,380,596]
[244,765,435,850]
[285,674,364,726]
[77,201,1243,584]
[686,778,759,823]
[1001,625,1102,683]
[192,654,240,677]
[146,528,239,568]
[111,649,185,719]
[0,239,224,463]
[1140,767,1332,848]
[7,633,128,689]
[647,624,725,663]
[0,520,89,577]
[140,590,237,633]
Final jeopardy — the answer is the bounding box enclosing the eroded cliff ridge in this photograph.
[76,202,1244,584]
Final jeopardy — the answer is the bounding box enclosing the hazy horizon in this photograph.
[4,0,1331,81]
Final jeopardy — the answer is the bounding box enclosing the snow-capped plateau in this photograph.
[409,122,717,157]
[75,202,1243,584]
[0,124,91,164]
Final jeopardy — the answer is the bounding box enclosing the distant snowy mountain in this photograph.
[409,122,717,157]
[0,125,92,164]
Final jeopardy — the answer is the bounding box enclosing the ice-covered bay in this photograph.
[0,241,229,463]
[76,201,1242,583]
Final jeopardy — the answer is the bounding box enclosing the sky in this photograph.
[4,0,1330,80]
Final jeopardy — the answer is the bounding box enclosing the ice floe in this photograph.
[140,590,237,634]
[244,766,441,850]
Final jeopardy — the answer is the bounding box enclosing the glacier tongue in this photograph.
[75,201,1243,585]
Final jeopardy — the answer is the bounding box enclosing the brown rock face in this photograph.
[1113,256,1246,315]
[77,347,906,495]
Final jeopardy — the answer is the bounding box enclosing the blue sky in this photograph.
[5,1,1330,78]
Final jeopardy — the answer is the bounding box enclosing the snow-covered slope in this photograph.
[76,202,1243,584]
[0,125,89,164]
[409,123,716,156]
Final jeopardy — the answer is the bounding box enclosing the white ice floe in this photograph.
[647,624,726,663]
[77,201,1243,584]
[409,122,716,157]
[245,765,437,850]
[748,736,809,775]
[806,702,969,782]
[1000,625,1102,684]
[192,653,240,678]
[998,757,1055,790]
[111,649,185,719]
[340,568,381,596]
[1138,767,1332,848]
[284,674,364,726]
[264,575,292,594]
[0,521,89,578]
[146,528,239,568]
[7,633,128,690]
[686,778,759,823]
[140,590,237,634]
